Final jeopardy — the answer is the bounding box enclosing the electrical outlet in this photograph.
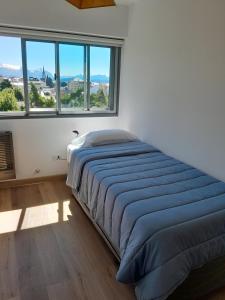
[52,155,67,161]
[57,155,67,161]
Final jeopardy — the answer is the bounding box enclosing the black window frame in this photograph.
[0,29,122,119]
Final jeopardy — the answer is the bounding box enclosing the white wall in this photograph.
[0,0,128,180]
[120,0,225,181]
[0,0,128,38]
[0,117,121,179]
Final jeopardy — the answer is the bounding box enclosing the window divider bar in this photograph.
[109,48,115,111]
[55,42,61,114]
[114,47,121,114]
[21,39,29,115]
[83,45,87,110]
[86,45,90,111]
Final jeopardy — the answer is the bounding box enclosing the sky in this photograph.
[0,36,110,76]
[0,36,22,67]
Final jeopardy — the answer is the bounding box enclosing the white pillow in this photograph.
[71,129,137,148]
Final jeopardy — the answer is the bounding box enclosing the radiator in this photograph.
[0,131,16,181]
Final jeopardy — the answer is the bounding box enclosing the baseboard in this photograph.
[0,174,67,189]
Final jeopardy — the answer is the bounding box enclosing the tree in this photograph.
[61,94,71,105]
[60,81,67,87]
[61,88,84,108]
[29,82,42,107]
[0,88,19,111]
[29,82,55,108]
[0,79,12,91]
[44,97,55,108]
[14,88,24,101]
[70,88,84,107]
[46,76,54,88]
[90,89,108,108]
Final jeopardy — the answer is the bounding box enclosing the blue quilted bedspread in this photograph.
[67,141,225,300]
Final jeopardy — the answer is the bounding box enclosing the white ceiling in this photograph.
[116,0,136,5]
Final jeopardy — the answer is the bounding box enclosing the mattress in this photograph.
[72,188,225,300]
[67,143,81,163]
[67,141,225,300]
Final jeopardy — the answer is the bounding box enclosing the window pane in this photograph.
[0,36,25,114]
[90,46,111,111]
[26,41,56,112]
[59,44,84,112]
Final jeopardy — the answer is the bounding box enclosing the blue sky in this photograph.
[0,36,22,67]
[0,36,110,76]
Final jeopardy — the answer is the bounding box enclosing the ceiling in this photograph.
[66,0,137,8]
[116,0,136,5]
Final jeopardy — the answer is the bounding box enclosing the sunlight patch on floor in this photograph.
[0,200,72,234]
[21,202,59,230]
[0,209,22,234]
[63,200,72,221]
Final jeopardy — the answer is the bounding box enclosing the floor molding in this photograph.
[0,174,66,189]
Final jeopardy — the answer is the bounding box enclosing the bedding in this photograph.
[67,129,137,163]
[70,129,137,148]
[67,143,81,163]
[67,141,225,300]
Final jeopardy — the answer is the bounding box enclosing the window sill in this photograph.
[0,111,118,120]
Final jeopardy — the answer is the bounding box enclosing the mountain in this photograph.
[61,74,109,84]
[28,69,53,79]
[0,64,23,78]
[0,65,109,83]
[91,75,109,84]
[60,75,83,82]
[0,65,53,79]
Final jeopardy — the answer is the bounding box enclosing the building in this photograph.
[68,78,84,92]
[40,66,47,82]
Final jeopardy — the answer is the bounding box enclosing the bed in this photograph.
[66,135,225,300]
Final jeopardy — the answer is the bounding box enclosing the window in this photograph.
[59,43,85,112]
[0,30,121,118]
[90,46,111,111]
[26,41,57,112]
[0,36,25,115]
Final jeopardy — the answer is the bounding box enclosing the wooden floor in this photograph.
[0,180,135,300]
[0,179,225,300]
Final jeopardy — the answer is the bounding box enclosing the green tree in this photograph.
[46,76,54,88]
[29,82,55,108]
[61,88,84,108]
[44,97,55,108]
[0,88,19,111]
[61,94,71,105]
[0,79,12,91]
[90,89,108,108]
[14,88,24,101]
[70,88,84,107]
[29,82,42,107]
[60,81,67,87]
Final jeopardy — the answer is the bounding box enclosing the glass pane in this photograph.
[26,41,56,112]
[0,36,25,114]
[90,46,111,111]
[59,44,84,112]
